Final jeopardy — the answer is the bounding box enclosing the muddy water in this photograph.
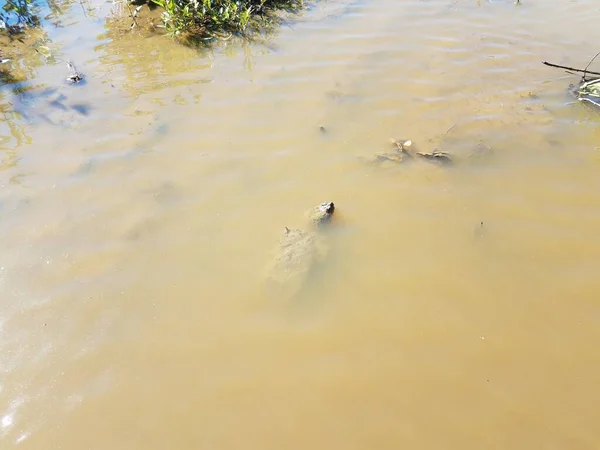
[2,0,600,448]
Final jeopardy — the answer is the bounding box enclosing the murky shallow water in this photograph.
[2,0,600,448]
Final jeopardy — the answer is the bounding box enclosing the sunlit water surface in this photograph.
[1,0,600,448]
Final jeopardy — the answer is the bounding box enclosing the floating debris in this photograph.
[542,55,600,109]
[389,138,412,152]
[577,77,600,108]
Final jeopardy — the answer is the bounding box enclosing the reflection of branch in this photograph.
[125,1,139,29]
[0,105,31,152]
[79,0,88,18]
[3,0,39,27]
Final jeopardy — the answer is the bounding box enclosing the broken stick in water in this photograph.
[542,61,600,77]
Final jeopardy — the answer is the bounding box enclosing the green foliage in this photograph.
[147,0,305,39]
[580,79,600,98]
[0,0,40,29]
[578,78,600,108]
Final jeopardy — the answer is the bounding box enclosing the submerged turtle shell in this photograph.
[264,202,335,301]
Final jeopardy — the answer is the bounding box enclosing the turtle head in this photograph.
[319,201,335,215]
[309,201,335,227]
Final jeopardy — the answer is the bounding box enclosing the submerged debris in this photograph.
[365,138,457,167]
[367,138,413,164]
[415,150,453,165]
[390,138,412,152]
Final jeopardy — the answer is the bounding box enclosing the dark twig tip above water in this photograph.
[542,61,600,78]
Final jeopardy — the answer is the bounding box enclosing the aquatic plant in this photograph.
[146,0,305,40]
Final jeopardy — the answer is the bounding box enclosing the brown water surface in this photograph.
[2,0,600,448]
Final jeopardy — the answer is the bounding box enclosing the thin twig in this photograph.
[125,1,139,29]
[583,50,600,80]
[443,122,457,136]
[542,61,600,77]
[79,0,88,18]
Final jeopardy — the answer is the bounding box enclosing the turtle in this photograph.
[263,201,336,301]
[66,61,85,84]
